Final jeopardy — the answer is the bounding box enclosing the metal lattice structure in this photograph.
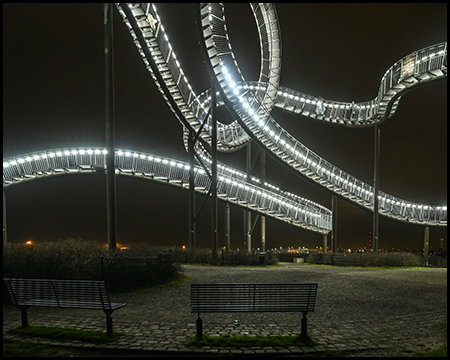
[2,4,447,232]
[110,3,446,227]
[2,147,332,234]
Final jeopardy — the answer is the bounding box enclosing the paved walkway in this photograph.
[3,265,447,356]
[3,308,447,356]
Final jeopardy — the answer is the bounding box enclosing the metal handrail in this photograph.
[3,147,332,234]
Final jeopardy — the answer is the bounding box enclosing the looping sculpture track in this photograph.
[2,4,447,233]
[114,3,447,227]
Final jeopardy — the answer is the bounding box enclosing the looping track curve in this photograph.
[111,3,446,227]
[3,4,444,233]
[197,3,447,226]
[2,147,332,234]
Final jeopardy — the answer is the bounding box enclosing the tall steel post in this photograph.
[225,203,231,251]
[104,3,117,251]
[424,226,430,265]
[323,233,328,254]
[373,125,380,253]
[245,141,252,251]
[211,81,218,258]
[260,149,266,252]
[188,130,196,249]
[3,190,6,246]
[331,194,337,253]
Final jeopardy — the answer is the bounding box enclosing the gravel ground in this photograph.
[109,263,447,326]
[3,263,447,357]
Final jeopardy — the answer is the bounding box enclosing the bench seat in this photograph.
[4,278,126,333]
[191,283,317,338]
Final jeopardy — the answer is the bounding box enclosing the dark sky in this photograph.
[3,4,447,250]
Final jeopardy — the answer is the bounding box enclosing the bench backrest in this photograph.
[191,283,318,314]
[4,278,113,310]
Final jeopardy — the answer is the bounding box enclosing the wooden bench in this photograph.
[4,278,126,333]
[191,283,318,339]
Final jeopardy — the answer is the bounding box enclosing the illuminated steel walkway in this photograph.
[113,3,446,227]
[2,147,332,234]
[2,4,447,232]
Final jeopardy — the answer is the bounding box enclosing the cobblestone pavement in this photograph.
[3,264,447,357]
[3,309,447,356]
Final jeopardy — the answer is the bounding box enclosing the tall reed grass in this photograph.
[3,238,180,294]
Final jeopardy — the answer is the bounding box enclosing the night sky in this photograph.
[3,4,447,250]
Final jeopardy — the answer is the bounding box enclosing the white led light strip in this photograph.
[3,4,445,231]
[112,3,446,226]
[197,3,446,226]
[3,147,333,234]
[113,3,446,226]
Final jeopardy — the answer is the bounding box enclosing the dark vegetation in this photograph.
[3,237,445,299]
[3,238,180,294]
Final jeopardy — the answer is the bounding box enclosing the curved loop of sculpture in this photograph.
[196,3,446,226]
[112,3,446,227]
[2,147,332,234]
[3,4,446,230]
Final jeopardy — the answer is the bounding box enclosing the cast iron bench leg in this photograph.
[196,315,203,339]
[106,313,113,334]
[301,312,307,340]
[20,306,29,328]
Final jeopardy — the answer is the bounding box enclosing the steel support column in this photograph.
[225,203,231,251]
[373,125,380,253]
[424,226,429,266]
[104,3,117,251]
[245,141,252,251]
[188,131,196,249]
[331,194,337,253]
[3,190,6,246]
[323,233,328,254]
[211,80,218,258]
[260,149,266,252]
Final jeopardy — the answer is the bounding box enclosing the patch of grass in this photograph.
[227,263,282,268]
[175,248,279,266]
[410,344,447,357]
[7,324,125,344]
[113,274,191,295]
[320,350,347,357]
[156,274,191,288]
[3,337,73,357]
[183,262,215,266]
[398,323,447,357]
[186,333,318,348]
[307,252,447,267]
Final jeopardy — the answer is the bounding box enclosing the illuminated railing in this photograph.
[114,4,446,227]
[194,3,447,226]
[116,3,249,152]
[262,43,447,126]
[116,3,284,152]
[3,147,332,234]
